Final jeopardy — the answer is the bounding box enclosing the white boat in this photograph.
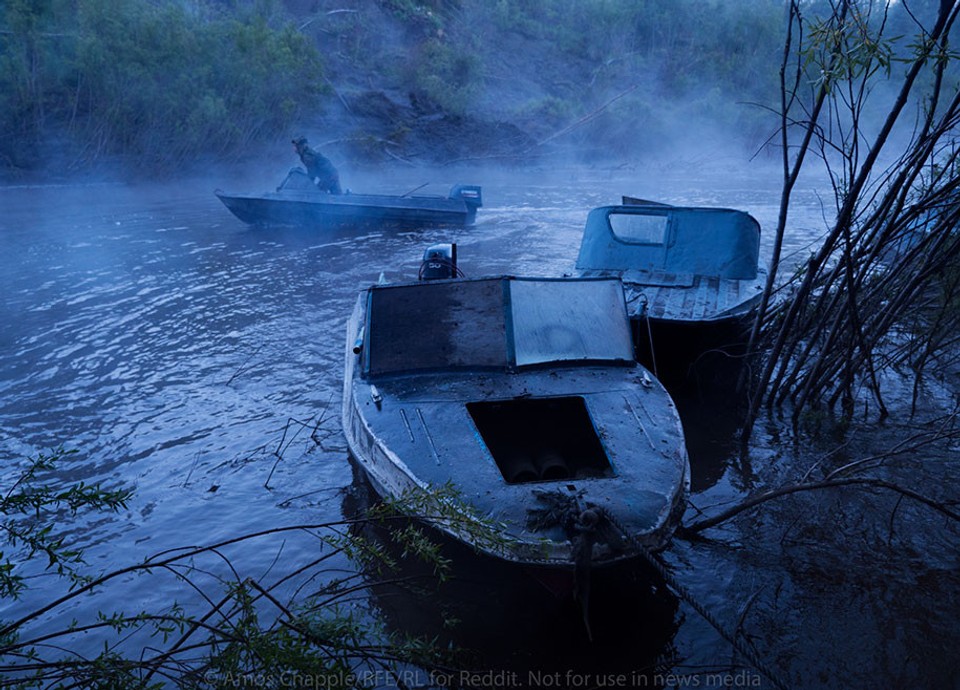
[341,272,689,576]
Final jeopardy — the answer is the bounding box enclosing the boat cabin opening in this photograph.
[362,277,635,377]
[466,396,613,484]
[576,205,761,280]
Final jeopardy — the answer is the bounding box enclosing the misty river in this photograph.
[2,160,958,689]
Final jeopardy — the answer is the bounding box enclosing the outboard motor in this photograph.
[450,184,482,208]
[419,243,459,280]
[450,185,482,224]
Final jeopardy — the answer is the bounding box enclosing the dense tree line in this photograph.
[0,0,324,175]
[1,0,953,175]
[311,0,789,159]
[0,0,790,177]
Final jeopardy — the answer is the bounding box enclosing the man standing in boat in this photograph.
[292,136,342,194]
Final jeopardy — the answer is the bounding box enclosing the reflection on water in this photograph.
[344,465,681,686]
[1,165,957,688]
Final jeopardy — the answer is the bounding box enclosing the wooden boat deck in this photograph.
[620,270,764,323]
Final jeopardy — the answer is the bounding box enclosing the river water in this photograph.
[1,161,957,689]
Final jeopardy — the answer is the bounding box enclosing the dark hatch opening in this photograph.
[467,397,613,484]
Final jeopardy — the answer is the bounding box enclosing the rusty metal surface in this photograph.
[623,273,765,323]
[342,281,689,568]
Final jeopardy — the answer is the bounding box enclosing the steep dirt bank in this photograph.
[318,89,539,166]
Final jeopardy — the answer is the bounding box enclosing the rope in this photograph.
[644,312,658,379]
[527,492,789,689]
[633,292,658,378]
[595,507,790,690]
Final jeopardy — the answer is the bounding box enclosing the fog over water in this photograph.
[1,160,957,688]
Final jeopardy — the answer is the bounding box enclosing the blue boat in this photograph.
[342,271,689,575]
[576,201,765,379]
[216,168,482,229]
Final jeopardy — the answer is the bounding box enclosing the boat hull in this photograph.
[341,291,689,571]
[216,175,481,230]
[624,277,763,383]
[577,203,767,382]
[631,311,756,385]
[217,192,477,229]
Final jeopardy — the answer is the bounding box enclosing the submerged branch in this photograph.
[680,477,960,535]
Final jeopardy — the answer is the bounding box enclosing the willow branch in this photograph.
[680,477,960,535]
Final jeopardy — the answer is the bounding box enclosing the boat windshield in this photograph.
[509,279,634,367]
[364,278,634,376]
[608,213,669,244]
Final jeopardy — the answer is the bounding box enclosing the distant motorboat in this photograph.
[341,268,689,577]
[576,201,766,380]
[216,168,482,230]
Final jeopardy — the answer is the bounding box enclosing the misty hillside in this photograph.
[1,0,949,179]
[291,0,785,166]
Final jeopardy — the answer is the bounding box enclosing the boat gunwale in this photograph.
[215,178,481,228]
[341,286,690,569]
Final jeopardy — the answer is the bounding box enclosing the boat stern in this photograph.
[449,184,483,220]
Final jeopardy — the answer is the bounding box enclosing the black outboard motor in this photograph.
[419,243,459,280]
[450,184,482,208]
[450,185,482,224]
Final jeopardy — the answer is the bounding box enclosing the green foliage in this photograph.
[0,483,488,687]
[0,448,131,600]
[0,0,325,171]
[487,0,783,95]
[380,0,447,36]
[801,6,896,90]
[371,481,510,561]
[517,95,574,123]
[0,0,78,141]
[470,0,784,153]
[411,38,482,116]
[73,1,324,167]
[0,0,795,174]
[11,0,938,172]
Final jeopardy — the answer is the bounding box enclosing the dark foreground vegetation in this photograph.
[739,0,960,437]
[1,449,502,689]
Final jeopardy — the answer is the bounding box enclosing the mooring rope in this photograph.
[527,493,787,688]
[594,507,790,690]
[644,313,658,379]
[634,293,658,378]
